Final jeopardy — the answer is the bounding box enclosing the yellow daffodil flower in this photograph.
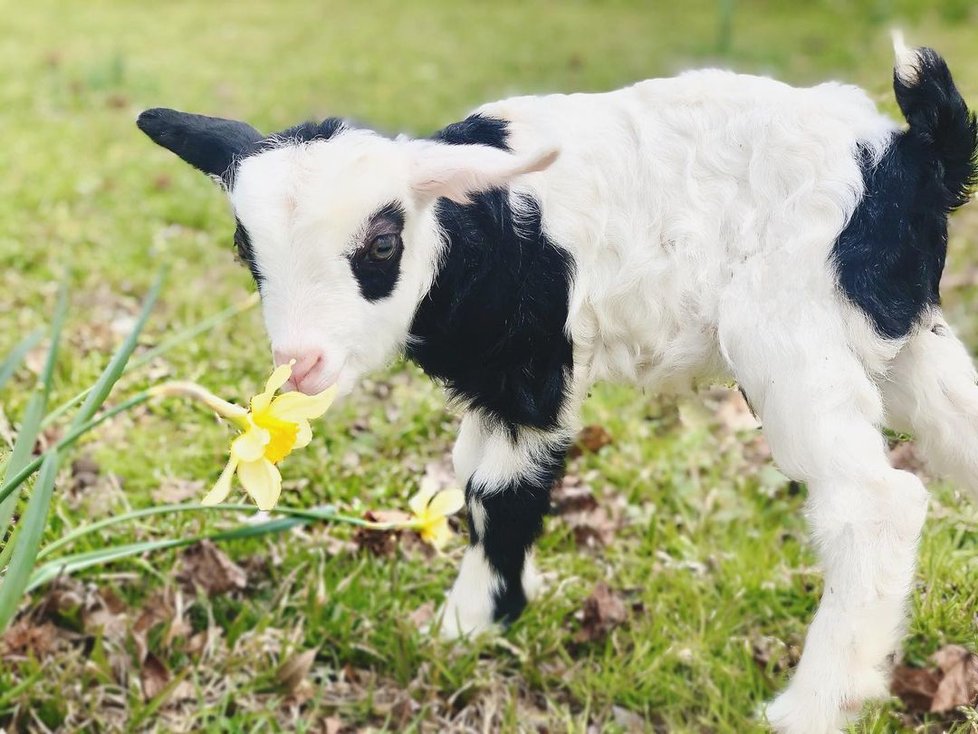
[151,362,336,511]
[406,484,466,549]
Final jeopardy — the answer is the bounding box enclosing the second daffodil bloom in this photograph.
[152,362,336,511]
[407,483,466,549]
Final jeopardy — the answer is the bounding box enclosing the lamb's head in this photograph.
[137,109,557,395]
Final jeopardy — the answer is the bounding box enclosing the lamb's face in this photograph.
[229,131,441,395]
[137,107,558,395]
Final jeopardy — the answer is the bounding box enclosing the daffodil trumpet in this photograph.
[150,361,337,511]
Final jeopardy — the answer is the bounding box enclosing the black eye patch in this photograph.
[233,218,264,288]
[347,202,406,302]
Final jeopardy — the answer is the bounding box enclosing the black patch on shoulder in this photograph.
[408,115,573,430]
[832,137,951,339]
[269,117,349,145]
[467,438,568,626]
[233,218,263,288]
[432,114,510,150]
[347,202,406,301]
[407,191,573,429]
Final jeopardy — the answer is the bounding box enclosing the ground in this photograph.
[1,1,977,732]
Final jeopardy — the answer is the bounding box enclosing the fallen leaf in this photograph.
[322,717,344,734]
[276,648,318,694]
[889,441,927,478]
[569,425,613,457]
[0,619,58,659]
[931,645,978,713]
[565,506,618,548]
[408,601,435,629]
[177,540,247,596]
[711,387,760,432]
[355,509,413,557]
[551,475,598,514]
[140,652,170,699]
[891,645,978,715]
[152,478,204,504]
[575,582,628,642]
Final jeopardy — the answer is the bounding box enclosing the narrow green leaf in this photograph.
[0,450,60,630]
[69,270,164,431]
[37,502,344,560]
[0,392,151,510]
[0,287,69,543]
[0,328,43,393]
[41,291,258,428]
[27,514,307,592]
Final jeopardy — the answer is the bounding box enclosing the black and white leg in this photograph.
[440,411,569,636]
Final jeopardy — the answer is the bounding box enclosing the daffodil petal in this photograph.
[202,457,238,505]
[427,488,466,518]
[268,384,337,421]
[251,362,293,413]
[293,419,312,449]
[421,518,453,549]
[237,459,282,511]
[231,426,270,462]
[409,484,439,517]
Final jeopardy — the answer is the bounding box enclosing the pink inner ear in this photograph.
[408,142,559,204]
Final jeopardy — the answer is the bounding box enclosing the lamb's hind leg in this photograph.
[724,317,929,733]
[883,309,978,501]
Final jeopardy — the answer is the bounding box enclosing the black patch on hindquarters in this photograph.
[833,138,950,340]
[834,48,978,340]
[466,438,568,625]
[408,116,574,430]
[346,202,406,301]
[432,114,510,150]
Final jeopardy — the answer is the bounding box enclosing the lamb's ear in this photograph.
[137,108,263,185]
[407,141,559,204]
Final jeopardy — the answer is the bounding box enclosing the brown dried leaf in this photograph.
[931,645,978,713]
[551,475,598,515]
[565,506,618,548]
[151,478,204,504]
[140,652,171,700]
[177,540,247,596]
[891,645,978,715]
[575,582,628,642]
[570,425,613,457]
[0,619,58,659]
[408,601,435,629]
[276,648,318,693]
[889,441,927,478]
[322,717,344,734]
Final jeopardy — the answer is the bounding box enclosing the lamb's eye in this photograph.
[368,233,400,262]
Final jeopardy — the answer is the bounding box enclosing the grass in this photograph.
[1,0,977,731]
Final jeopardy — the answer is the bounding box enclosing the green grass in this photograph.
[1,0,978,731]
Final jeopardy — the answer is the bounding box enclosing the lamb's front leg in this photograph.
[441,412,569,636]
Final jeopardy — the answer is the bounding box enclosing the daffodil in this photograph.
[151,362,336,511]
[406,483,466,549]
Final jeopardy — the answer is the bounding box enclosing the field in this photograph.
[1,1,977,731]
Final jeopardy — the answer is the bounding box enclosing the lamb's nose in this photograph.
[273,349,325,394]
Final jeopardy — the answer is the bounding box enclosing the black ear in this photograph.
[137,108,263,184]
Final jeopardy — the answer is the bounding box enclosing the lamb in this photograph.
[137,37,977,733]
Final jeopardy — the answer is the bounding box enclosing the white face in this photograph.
[225,129,560,396]
[229,131,442,395]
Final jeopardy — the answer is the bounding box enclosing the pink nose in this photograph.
[273,349,325,394]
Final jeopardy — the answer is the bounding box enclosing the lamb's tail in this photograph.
[891,30,978,212]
